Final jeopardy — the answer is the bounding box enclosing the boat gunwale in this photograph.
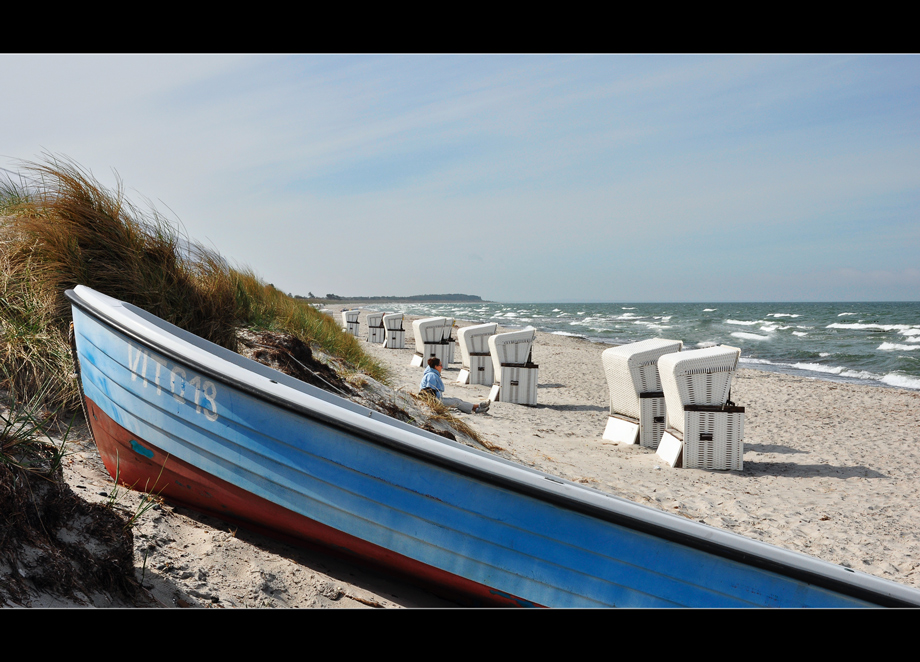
[65,286,920,607]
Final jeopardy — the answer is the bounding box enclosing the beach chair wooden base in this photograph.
[656,432,683,468]
[603,416,639,445]
[658,407,745,470]
[368,326,385,343]
[384,330,405,349]
[343,322,359,336]
[489,366,538,405]
[457,354,493,385]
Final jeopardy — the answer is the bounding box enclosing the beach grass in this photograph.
[0,154,385,412]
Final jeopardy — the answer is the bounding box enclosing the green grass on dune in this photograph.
[0,155,386,411]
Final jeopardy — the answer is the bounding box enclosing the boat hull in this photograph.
[67,286,920,608]
[82,396,533,606]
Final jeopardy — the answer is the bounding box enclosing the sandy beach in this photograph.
[10,306,919,608]
[340,307,920,590]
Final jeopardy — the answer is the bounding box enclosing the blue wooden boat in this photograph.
[66,285,920,607]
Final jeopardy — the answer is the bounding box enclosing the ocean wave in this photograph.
[792,331,808,336]
[740,358,773,365]
[881,373,920,390]
[837,312,859,316]
[731,332,770,341]
[703,308,716,312]
[622,307,635,310]
[767,313,800,318]
[827,322,915,331]
[791,363,881,381]
[551,331,587,339]
[878,343,920,351]
[759,324,779,332]
[790,363,842,375]
[725,319,759,326]
[697,341,718,348]
[901,329,920,336]
[819,352,831,357]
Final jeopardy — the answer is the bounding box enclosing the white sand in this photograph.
[345,307,920,589]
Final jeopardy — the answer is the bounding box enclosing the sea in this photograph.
[362,301,920,392]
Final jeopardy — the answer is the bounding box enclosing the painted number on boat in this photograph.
[128,344,219,421]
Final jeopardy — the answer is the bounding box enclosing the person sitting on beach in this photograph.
[419,357,490,414]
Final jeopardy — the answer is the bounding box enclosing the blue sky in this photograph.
[2,54,918,302]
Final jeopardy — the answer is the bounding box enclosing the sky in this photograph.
[2,53,918,302]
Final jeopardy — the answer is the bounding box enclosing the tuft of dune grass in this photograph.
[0,155,385,410]
[413,389,501,450]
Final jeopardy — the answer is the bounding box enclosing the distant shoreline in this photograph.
[306,297,490,304]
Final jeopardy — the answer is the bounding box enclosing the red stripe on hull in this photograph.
[83,397,541,607]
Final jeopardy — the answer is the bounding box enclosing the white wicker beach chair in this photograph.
[655,345,745,471]
[341,310,360,337]
[410,317,450,367]
[366,312,385,344]
[456,323,499,384]
[601,338,683,448]
[382,313,405,348]
[488,328,538,404]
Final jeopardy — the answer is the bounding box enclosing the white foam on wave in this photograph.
[827,322,915,331]
[622,307,636,310]
[768,313,800,318]
[792,331,808,336]
[878,343,920,351]
[697,341,718,348]
[792,362,844,375]
[731,331,770,341]
[791,363,882,381]
[819,352,831,357]
[881,373,920,390]
[741,358,912,389]
[837,312,859,316]
[901,328,920,336]
[726,319,759,326]
[703,308,716,312]
[552,308,561,312]
[759,323,779,332]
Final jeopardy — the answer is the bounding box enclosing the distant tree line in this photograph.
[292,293,483,302]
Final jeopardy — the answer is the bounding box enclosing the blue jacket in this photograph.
[419,365,445,399]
